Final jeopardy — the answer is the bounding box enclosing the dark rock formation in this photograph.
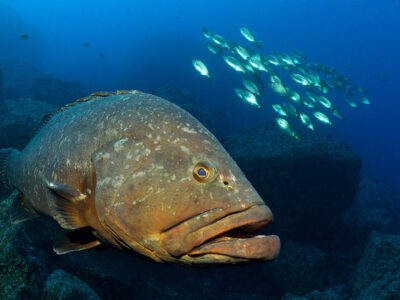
[282,285,349,300]
[222,122,362,248]
[263,241,329,295]
[43,269,101,300]
[0,97,56,150]
[352,231,400,299]
[342,175,400,252]
[31,76,86,106]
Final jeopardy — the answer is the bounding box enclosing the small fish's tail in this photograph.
[0,148,20,192]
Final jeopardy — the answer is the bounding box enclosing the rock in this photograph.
[31,76,86,106]
[282,285,349,300]
[342,175,400,252]
[0,193,39,299]
[352,231,400,299]
[0,97,56,150]
[42,269,101,300]
[263,241,329,295]
[222,122,362,247]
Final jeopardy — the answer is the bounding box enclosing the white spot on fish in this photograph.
[98,177,111,187]
[127,151,133,160]
[114,138,128,152]
[181,127,197,134]
[180,145,191,155]
[112,174,125,188]
[132,171,146,178]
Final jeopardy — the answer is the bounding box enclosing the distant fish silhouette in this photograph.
[99,53,104,58]
[19,34,29,40]
[82,42,90,47]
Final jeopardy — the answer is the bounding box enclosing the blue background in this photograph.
[0,0,399,192]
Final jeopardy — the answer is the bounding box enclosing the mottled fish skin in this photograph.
[10,91,279,264]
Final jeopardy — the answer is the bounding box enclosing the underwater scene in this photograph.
[0,0,399,299]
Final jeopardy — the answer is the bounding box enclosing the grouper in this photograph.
[0,90,280,264]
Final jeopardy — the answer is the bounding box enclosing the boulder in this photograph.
[352,231,400,299]
[42,269,101,300]
[282,285,348,300]
[342,175,400,252]
[263,241,329,295]
[222,122,362,247]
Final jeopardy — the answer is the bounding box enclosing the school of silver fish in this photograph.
[193,27,372,140]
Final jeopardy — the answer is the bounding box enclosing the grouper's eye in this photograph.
[193,162,215,183]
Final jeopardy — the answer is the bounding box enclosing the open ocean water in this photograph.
[0,1,399,299]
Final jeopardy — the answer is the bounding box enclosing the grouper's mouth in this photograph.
[160,204,280,263]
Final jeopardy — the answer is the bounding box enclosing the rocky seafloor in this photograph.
[0,75,399,299]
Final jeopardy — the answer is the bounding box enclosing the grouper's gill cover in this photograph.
[4,90,280,264]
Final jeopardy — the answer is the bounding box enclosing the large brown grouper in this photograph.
[0,90,280,264]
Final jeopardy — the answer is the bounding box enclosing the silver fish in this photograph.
[317,96,333,109]
[234,45,250,60]
[299,113,314,131]
[243,78,260,95]
[239,27,262,48]
[207,42,222,56]
[361,97,372,105]
[241,90,261,108]
[211,33,229,49]
[270,82,287,97]
[201,27,211,39]
[192,59,211,78]
[346,98,358,108]
[290,73,310,85]
[272,104,288,117]
[276,118,300,140]
[223,56,246,72]
[313,111,332,125]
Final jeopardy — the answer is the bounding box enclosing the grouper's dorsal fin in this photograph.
[10,189,40,224]
[53,227,101,255]
[35,90,142,130]
[43,178,90,230]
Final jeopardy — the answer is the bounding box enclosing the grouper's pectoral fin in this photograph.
[53,227,101,255]
[43,178,90,230]
[10,189,40,224]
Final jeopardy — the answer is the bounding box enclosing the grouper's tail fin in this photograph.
[0,148,20,192]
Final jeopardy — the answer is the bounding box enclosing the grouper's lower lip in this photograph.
[161,204,280,262]
[187,234,280,261]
